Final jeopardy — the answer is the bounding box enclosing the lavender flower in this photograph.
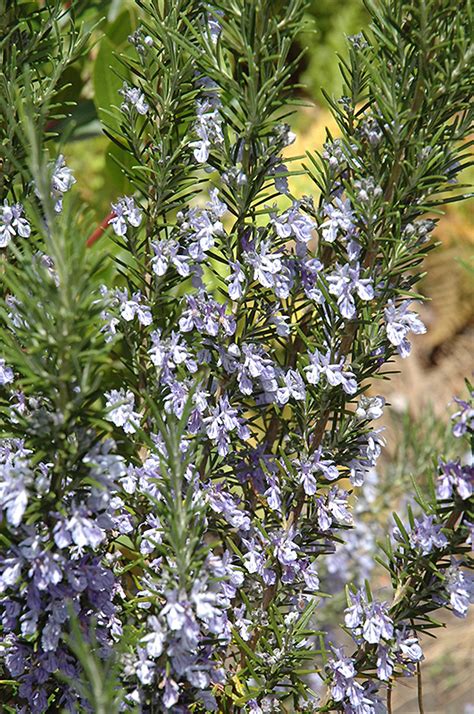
[0,447,31,526]
[243,240,293,299]
[179,292,235,337]
[294,449,339,495]
[0,359,14,386]
[104,389,141,434]
[148,329,197,378]
[109,196,143,236]
[451,393,474,437]
[120,82,149,114]
[327,262,374,319]
[320,198,356,243]
[151,238,190,277]
[408,514,448,555]
[190,99,224,163]
[345,590,394,644]
[0,201,31,247]
[444,561,472,618]
[226,261,246,300]
[204,395,250,456]
[305,348,357,395]
[271,201,316,243]
[437,459,473,500]
[384,299,426,357]
[116,288,152,326]
[355,395,385,421]
[50,155,76,213]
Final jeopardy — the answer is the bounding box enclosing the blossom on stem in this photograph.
[444,560,472,618]
[204,395,250,456]
[451,393,474,437]
[120,82,149,115]
[0,202,31,247]
[116,288,152,326]
[0,359,14,386]
[320,198,356,243]
[243,240,293,299]
[271,201,316,243]
[104,389,141,434]
[51,155,76,213]
[190,99,223,163]
[437,459,473,501]
[109,196,143,236]
[327,262,374,319]
[151,239,190,277]
[384,300,426,358]
[305,348,357,395]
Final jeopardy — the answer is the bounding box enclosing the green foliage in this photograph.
[300,0,368,104]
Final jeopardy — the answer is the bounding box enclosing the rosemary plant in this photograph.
[0,0,472,712]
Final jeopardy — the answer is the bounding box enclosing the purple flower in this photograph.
[271,201,316,243]
[327,262,374,319]
[141,615,165,658]
[299,256,325,303]
[207,484,251,531]
[204,395,250,456]
[305,348,357,395]
[316,488,353,531]
[116,288,152,326]
[183,206,224,258]
[190,99,223,163]
[273,527,298,567]
[179,292,235,337]
[0,452,31,527]
[66,506,106,550]
[294,449,338,495]
[264,475,282,512]
[243,240,293,298]
[345,590,394,645]
[272,163,289,194]
[327,649,370,708]
[151,239,190,277]
[384,300,426,358]
[408,514,448,555]
[275,368,306,406]
[120,82,149,114]
[163,677,180,708]
[104,389,141,434]
[451,393,474,437]
[50,155,75,213]
[236,343,276,396]
[148,329,197,378]
[0,201,31,247]
[320,198,355,244]
[0,359,14,386]
[355,395,385,421]
[437,459,473,501]
[226,261,246,300]
[109,196,143,236]
[444,561,472,618]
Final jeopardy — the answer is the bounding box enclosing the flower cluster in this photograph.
[0,439,127,711]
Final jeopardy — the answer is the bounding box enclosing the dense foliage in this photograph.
[0,1,472,712]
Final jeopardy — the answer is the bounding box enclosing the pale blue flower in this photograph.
[51,155,75,213]
[0,201,31,247]
[384,299,426,357]
[105,389,141,434]
[120,82,149,114]
[109,196,143,236]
